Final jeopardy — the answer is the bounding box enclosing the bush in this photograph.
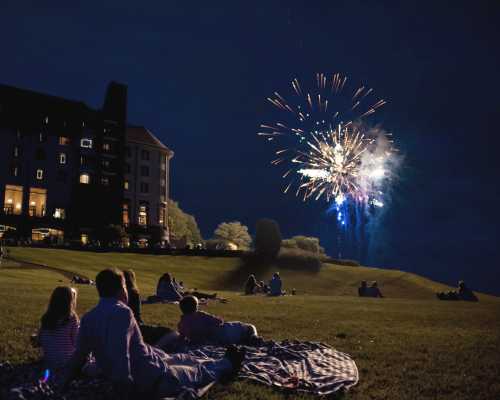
[282,235,325,254]
[276,248,322,272]
[254,219,281,259]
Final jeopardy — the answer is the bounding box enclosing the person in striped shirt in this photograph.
[39,286,79,369]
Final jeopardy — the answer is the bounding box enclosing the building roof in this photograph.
[126,125,173,155]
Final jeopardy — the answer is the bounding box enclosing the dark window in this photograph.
[13,146,20,158]
[101,176,110,186]
[39,132,46,142]
[102,159,111,169]
[35,148,45,161]
[140,166,149,177]
[57,170,67,183]
[140,182,149,193]
[16,129,22,140]
[126,146,131,158]
[141,150,149,161]
[125,163,131,173]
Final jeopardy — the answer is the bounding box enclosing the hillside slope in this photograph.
[4,247,496,301]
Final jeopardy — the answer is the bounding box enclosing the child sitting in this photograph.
[178,296,261,345]
[39,286,79,369]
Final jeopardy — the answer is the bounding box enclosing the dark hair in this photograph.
[246,274,256,285]
[96,268,125,298]
[41,286,78,330]
[160,273,172,283]
[360,281,367,287]
[123,269,139,295]
[179,295,198,314]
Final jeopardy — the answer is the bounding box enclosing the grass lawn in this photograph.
[1,247,499,399]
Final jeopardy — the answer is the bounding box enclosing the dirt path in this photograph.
[1,257,89,280]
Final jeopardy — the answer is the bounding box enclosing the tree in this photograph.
[213,221,251,250]
[168,200,203,244]
[254,218,282,259]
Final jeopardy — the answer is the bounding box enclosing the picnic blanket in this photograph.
[2,341,358,399]
[184,340,358,396]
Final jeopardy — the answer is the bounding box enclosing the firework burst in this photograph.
[259,73,396,207]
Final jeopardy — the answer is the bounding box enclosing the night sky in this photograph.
[2,1,499,294]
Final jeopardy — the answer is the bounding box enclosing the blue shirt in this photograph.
[73,298,170,392]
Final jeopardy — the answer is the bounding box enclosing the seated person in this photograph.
[124,269,175,345]
[365,281,384,298]
[64,269,245,398]
[244,274,260,295]
[259,280,270,294]
[178,296,260,345]
[39,286,79,369]
[156,272,183,301]
[358,281,368,297]
[457,281,478,302]
[269,272,285,296]
[438,280,478,301]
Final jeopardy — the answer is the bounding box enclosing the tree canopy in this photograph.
[213,221,252,250]
[168,200,203,244]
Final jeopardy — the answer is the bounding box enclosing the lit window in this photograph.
[81,234,89,245]
[53,208,65,219]
[140,182,149,193]
[59,153,66,164]
[141,150,150,161]
[80,173,90,184]
[138,205,148,226]
[39,132,46,142]
[36,169,44,180]
[101,177,110,186]
[140,166,149,177]
[44,116,49,124]
[102,143,111,152]
[3,185,23,215]
[124,180,129,190]
[13,146,20,158]
[59,136,70,145]
[11,165,19,177]
[28,188,47,217]
[80,138,93,148]
[123,203,130,226]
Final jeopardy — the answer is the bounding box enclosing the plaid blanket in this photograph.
[2,341,357,399]
[185,340,358,396]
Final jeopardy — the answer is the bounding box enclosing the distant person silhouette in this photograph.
[269,272,285,296]
[366,281,384,298]
[358,281,368,297]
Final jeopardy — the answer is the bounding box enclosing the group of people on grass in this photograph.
[358,281,384,298]
[436,280,478,302]
[244,272,286,296]
[37,268,260,398]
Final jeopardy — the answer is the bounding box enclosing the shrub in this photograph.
[282,235,325,254]
[254,219,282,259]
[276,248,322,272]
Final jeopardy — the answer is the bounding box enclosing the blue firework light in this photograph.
[259,72,396,209]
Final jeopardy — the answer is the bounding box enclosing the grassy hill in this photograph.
[1,247,499,400]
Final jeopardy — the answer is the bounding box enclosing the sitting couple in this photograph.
[38,268,247,398]
[358,281,384,298]
[245,272,285,296]
[436,280,478,302]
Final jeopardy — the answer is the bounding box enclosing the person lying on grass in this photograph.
[156,272,217,302]
[178,295,262,346]
[63,268,245,399]
[436,280,478,302]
